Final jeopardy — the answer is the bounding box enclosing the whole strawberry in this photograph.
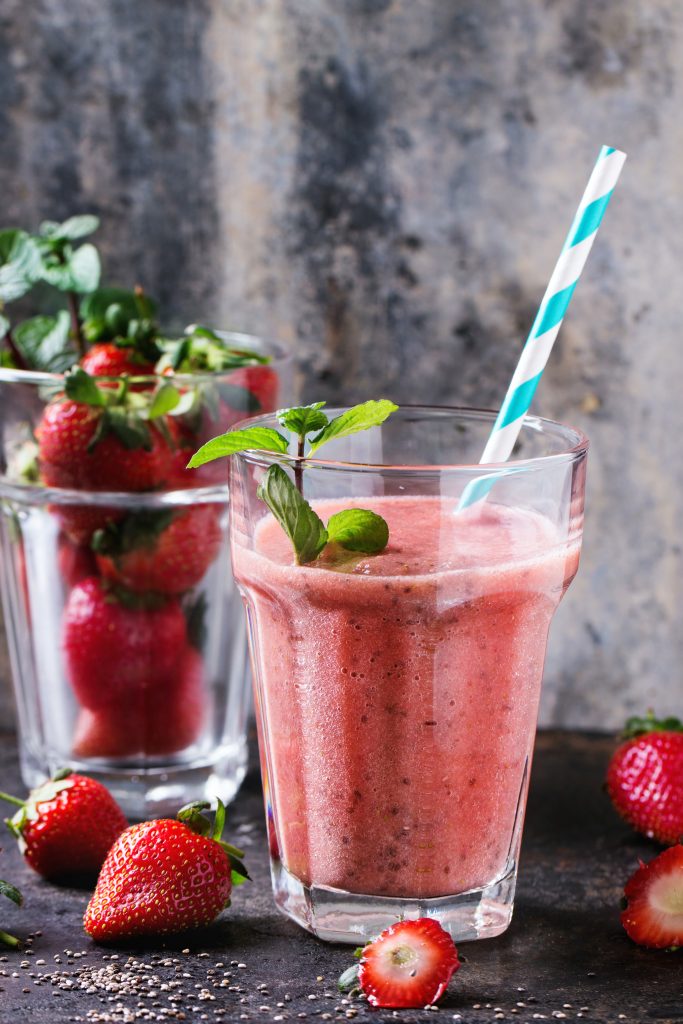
[621,844,683,949]
[1,770,127,881]
[606,713,683,845]
[81,342,156,381]
[93,505,223,595]
[62,576,188,711]
[37,375,174,492]
[73,646,207,758]
[84,800,249,941]
[339,918,461,1009]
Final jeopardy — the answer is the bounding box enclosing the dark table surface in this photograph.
[0,730,680,1024]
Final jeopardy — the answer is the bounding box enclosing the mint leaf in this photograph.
[277,402,329,436]
[40,215,99,241]
[257,464,328,565]
[326,508,389,554]
[64,367,107,407]
[0,880,23,908]
[0,313,9,338]
[81,287,150,321]
[41,243,101,293]
[147,382,180,419]
[13,311,75,372]
[188,426,289,468]
[308,400,398,454]
[0,229,41,302]
[338,964,360,993]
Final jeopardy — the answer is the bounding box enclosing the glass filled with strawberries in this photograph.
[0,216,292,817]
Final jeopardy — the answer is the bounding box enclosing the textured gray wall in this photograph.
[0,1,680,729]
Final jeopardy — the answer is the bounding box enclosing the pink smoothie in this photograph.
[233,496,580,899]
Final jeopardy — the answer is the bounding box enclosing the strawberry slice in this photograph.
[621,845,683,949]
[355,919,460,1008]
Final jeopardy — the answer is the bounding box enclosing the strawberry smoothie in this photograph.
[233,496,580,899]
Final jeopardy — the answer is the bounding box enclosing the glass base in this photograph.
[19,739,248,820]
[271,858,517,944]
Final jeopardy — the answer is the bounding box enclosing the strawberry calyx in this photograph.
[92,509,177,560]
[99,578,173,613]
[621,712,683,740]
[176,799,250,886]
[1,769,75,852]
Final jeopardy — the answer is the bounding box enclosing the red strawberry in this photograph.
[621,845,683,949]
[1,770,127,881]
[62,577,187,711]
[81,343,156,381]
[348,919,460,1009]
[94,505,223,595]
[37,398,174,492]
[84,800,249,941]
[73,647,207,758]
[58,535,98,588]
[606,713,683,846]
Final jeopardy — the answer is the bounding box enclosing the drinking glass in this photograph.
[0,335,292,818]
[229,406,587,942]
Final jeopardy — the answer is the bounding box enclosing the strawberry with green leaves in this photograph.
[84,799,249,941]
[339,918,461,1009]
[0,770,127,881]
[93,505,223,596]
[62,576,188,711]
[81,342,156,380]
[606,713,683,846]
[37,368,175,492]
[621,844,683,949]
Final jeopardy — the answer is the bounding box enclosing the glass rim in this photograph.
[234,404,590,474]
[0,330,292,386]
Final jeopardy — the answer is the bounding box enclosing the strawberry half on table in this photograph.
[606,713,683,846]
[0,770,127,881]
[621,844,683,949]
[84,799,249,941]
[339,918,461,1009]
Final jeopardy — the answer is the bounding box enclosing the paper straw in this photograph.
[459,144,626,510]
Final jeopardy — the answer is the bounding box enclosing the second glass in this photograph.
[230,407,588,943]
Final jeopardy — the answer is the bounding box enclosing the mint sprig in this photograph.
[188,399,398,564]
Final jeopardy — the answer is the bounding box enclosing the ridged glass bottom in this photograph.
[19,738,248,821]
[270,857,517,944]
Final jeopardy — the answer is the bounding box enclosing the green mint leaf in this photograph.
[338,964,360,992]
[13,311,75,372]
[277,402,329,436]
[308,399,398,454]
[147,382,180,419]
[257,464,328,565]
[188,426,289,468]
[178,325,270,369]
[40,214,99,241]
[80,287,150,321]
[326,508,389,554]
[64,367,107,407]
[0,313,9,338]
[0,229,41,302]
[40,243,101,293]
[0,879,23,908]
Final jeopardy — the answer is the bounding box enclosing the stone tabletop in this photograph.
[0,731,680,1024]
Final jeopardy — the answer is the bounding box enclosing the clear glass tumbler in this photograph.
[230,406,588,943]
[0,335,292,818]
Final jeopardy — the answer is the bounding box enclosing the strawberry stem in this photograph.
[0,929,20,949]
[0,792,24,809]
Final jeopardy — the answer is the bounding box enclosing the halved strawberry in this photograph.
[621,845,683,949]
[351,919,460,1009]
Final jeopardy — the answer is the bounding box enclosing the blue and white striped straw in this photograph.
[459,144,626,510]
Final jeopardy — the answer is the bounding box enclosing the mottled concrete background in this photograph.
[0,1,680,729]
